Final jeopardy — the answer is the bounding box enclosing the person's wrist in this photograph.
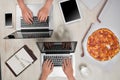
[43,5,49,11]
[67,74,75,80]
[43,1,53,12]
[44,0,53,9]
[19,3,27,11]
[40,73,48,80]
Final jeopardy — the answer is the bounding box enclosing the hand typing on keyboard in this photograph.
[37,0,53,22]
[37,7,49,22]
[39,59,54,80]
[39,59,75,80]
[17,0,33,24]
[62,59,75,80]
[17,0,53,24]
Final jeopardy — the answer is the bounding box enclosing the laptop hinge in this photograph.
[21,29,50,32]
[45,52,70,54]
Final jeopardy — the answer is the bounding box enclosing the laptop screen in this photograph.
[16,4,53,30]
[37,41,77,53]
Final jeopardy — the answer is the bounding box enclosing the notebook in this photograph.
[37,41,77,77]
[5,45,37,76]
[4,4,53,39]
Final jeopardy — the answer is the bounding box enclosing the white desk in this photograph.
[1,0,120,80]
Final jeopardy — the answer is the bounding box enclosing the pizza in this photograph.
[87,28,120,61]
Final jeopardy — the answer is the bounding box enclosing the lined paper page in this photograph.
[7,48,34,75]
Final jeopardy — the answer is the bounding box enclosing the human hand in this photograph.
[21,5,33,24]
[37,6,49,22]
[62,58,75,80]
[40,59,54,80]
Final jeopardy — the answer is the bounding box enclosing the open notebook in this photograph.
[5,45,37,76]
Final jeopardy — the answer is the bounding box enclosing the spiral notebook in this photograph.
[5,45,37,76]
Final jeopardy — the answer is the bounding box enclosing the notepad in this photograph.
[6,45,37,76]
[81,0,102,10]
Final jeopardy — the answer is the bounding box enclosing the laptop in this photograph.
[37,41,77,77]
[4,4,53,39]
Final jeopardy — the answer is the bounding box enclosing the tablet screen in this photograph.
[60,0,81,23]
[5,13,12,26]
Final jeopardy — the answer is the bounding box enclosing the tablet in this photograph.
[59,0,82,24]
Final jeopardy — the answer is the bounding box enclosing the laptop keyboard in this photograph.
[44,55,72,66]
[21,17,49,27]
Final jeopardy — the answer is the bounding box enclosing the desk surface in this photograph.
[1,0,120,80]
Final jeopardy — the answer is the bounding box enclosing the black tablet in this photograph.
[59,0,82,24]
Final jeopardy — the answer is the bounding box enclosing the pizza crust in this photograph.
[87,28,120,61]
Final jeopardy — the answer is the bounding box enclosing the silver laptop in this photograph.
[37,41,77,77]
[4,4,53,39]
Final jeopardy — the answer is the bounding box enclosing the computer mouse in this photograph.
[8,35,15,39]
[79,65,90,77]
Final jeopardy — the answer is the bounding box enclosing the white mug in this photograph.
[80,65,91,77]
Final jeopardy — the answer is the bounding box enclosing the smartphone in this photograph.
[5,13,12,28]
